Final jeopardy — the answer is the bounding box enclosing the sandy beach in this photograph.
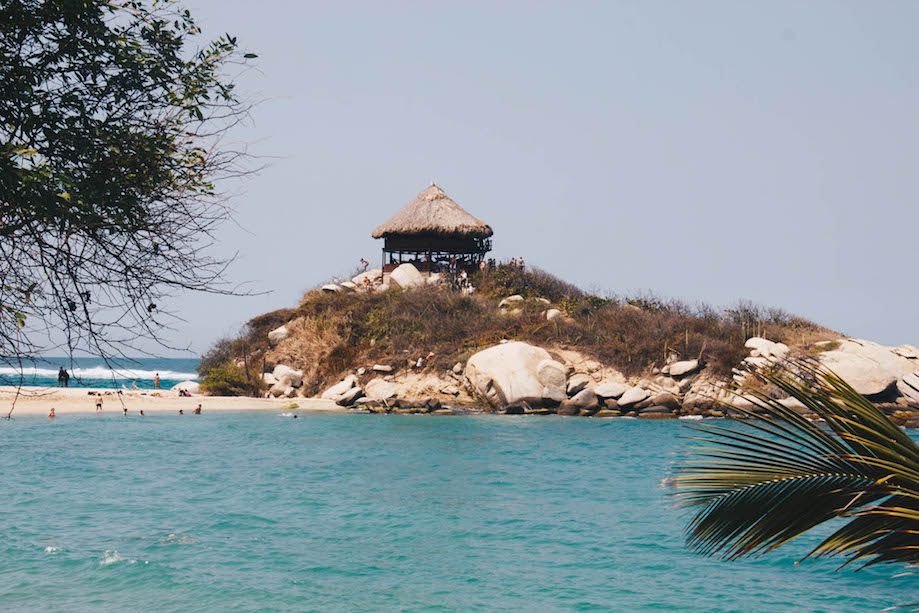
[0,386,342,416]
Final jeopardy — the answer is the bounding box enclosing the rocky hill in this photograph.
[197,264,919,421]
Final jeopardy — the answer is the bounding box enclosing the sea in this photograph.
[2,414,914,612]
[0,357,198,390]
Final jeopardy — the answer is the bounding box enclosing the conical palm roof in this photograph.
[372,184,493,239]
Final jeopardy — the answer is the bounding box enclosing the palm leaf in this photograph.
[672,358,919,569]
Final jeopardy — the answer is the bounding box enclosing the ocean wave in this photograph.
[0,366,197,381]
[100,550,146,567]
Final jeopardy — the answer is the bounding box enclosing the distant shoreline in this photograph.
[0,386,341,416]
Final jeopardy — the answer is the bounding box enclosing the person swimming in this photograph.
[48,408,55,419]
[193,404,201,415]
[123,407,127,416]
[178,409,184,415]
[139,410,145,417]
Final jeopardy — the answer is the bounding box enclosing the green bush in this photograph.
[199,363,255,396]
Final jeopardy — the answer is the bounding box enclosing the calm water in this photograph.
[0,357,198,389]
[2,414,914,612]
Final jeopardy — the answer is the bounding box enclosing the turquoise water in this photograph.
[3,414,914,612]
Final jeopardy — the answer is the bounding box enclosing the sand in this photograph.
[0,386,343,416]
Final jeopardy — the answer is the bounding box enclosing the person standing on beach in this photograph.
[63,369,70,387]
[154,373,160,389]
[95,396,102,413]
[57,367,64,387]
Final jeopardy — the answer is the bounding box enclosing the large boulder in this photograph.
[273,364,303,388]
[336,386,364,406]
[535,359,566,388]
[563,388,599,409]
[267,325,289,347]
[595,382,629,400]
[365,378,399,402]
[669,360,700,377]
[545,309,563,322]
[389,263,425,289]
[498,295,525,310]
[352,269,383,289]
[321,284,342,293]
[321,374,356,400]
[898,372,919,403]
[745,337,790,360]
[618,386,650,408]
[566,374,592,396]
[650,392,680,410]
[465,342,553,409]
[818,339,919,397]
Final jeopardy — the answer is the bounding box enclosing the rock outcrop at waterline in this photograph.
[293,335,919,422]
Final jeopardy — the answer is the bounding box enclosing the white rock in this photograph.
[261,373,278,386]
[565,388,598,408]
[545,308,563,322]
[897,372,919,402]
[669,360,700,377]
[542,385,566,404]
[533,297,551,305]
[321,284,342,293]
[744,337,790,360]
[375,283,391,293]
[618,386,650,408]
[594,382,629,399]
[340,281,357,292]
[321,374,356,400]
[389,263,426,289]
[267,325,289,347]
[372,364,393,373]
[743,356,771,369]
[365,378,398,402]
[498,295,524,309]
[352,269,383,288]
[171,380,199,392]
[272,364,303,387]
[426,273,442,286]
[566,374,592,396]
[819,339,919,396]
[536,359,567,389]
[452,362,463,374]
[441,385,460,396]
[465,341,553,408]
[336,386,364,406]
[894,345,919,360]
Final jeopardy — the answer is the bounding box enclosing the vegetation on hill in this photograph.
[198,266,833,396]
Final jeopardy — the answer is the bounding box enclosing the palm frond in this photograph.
[672,358,919,568]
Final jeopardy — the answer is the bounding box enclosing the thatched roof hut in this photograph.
[372,184,493,272]
[372,184,493,239]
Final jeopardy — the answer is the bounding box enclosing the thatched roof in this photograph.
[372,184,493,239]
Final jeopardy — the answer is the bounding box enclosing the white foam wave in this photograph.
[678,415,704,421]
[44,546,61,554]
[100,550,145,566]
[0,366,197,381]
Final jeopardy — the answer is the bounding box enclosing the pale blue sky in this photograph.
[174,1,919,355]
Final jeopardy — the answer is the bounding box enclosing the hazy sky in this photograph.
[169,1,919,356]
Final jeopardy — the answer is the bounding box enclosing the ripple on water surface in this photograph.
[1,413,914,612]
